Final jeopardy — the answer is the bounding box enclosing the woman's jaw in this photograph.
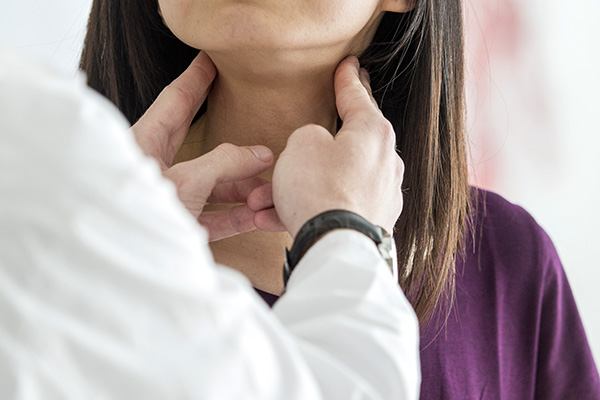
[159,0,384,59]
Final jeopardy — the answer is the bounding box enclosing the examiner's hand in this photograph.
[267,57,405,237]
[131,52,275,241]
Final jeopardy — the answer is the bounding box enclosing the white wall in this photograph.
[1,0,599,368]
[526,0,600,366]
[0,0,91,75]
[465,0,600,366]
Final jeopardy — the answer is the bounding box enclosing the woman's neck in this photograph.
[176,57,341,295]
[197,59,339,173]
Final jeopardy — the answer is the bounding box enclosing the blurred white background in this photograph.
[463,0,600,367]
[1,0,598,366]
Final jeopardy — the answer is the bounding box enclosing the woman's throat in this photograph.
[171,68,339,295]
[209,229,292,296]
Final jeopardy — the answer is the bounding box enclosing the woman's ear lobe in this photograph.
[380,0,416,13]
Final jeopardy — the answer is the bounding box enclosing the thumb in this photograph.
[163,143,273,218]
[132,52,216,166]
[188,143,274,187]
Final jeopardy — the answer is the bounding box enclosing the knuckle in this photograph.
[300,123,330,136]
[340,83,367,105]
[395,156,406,180]
[348,80,366,95]
[289,124,330,144]
[164,163,189,189]
[168,83,194,108]
[379,119,396,147]
[214,142,243,164]
[397,155,406,174]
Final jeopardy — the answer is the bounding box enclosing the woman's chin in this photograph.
[169,3,299,51]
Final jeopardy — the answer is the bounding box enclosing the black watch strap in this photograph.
[283,210,385,286]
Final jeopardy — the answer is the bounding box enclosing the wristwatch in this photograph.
[283,210,398,286]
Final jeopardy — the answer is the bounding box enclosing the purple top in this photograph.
[255,190,600,399]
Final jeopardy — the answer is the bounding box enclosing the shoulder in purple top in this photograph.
[254,189,600,399]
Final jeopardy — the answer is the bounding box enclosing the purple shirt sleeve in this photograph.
[534,228,600,399]
[419,190,600,399]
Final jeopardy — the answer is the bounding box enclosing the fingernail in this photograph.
[348,56,359,68]
[250,146,272,162]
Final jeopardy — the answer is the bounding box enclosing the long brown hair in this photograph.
[80,0,472,327]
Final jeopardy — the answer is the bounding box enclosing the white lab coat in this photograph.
[0,48,420,400]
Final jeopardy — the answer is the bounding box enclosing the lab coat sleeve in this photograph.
[273,230,421,400]
[0,48,419,400]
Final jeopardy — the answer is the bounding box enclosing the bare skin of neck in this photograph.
[172,56,340,295]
